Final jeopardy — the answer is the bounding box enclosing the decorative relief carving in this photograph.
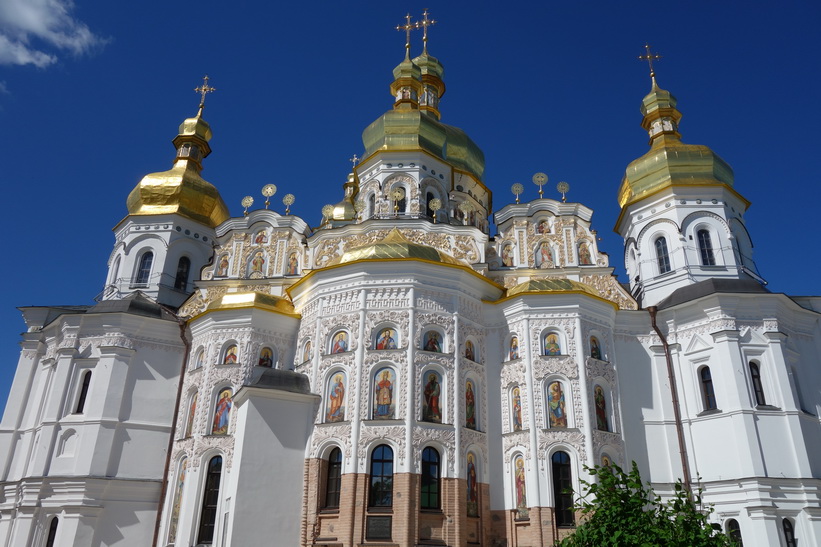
[411,426,456,474]
[365,310,410,349]
[416,294,451,313]
[586,357,615,386]
[529,318,577,359]
[320,312,360,353]
[414,312,456,351]
[537,428,587,463]
[502,431,530,459]
[580,274,638,310]
[532,355,578,380]
[311,424,353,459]
[460,428,488,466]
[366,288,410,310]
[358,425,406,464]
[500,360,526,389]
[317,353,354,385]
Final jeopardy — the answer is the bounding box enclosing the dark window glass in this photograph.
[726,519,743,546]
[368,445,393,508]
[75,371,92,414]
[174,256,191,290]
[426,192,435,218]
[45,517,58,547]
[135,252,153,286]
[697,229,716,266]
[368,194,375,218]
[655,237,671,274]
[421,447,441,510]
[750,363,766,406]
[783,518,796,547]
[197,456,223,544]
[701,367,717,410]
[552,451,574,526]
[324,448,342,509]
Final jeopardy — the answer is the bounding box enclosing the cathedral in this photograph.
[0,15,819,547]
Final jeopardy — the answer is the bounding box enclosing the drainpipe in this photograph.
[647,306,692,496]
[152,310,191,547]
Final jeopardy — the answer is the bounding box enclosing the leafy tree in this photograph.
[556,462,737,547]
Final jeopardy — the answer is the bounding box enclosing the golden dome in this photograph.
[506,278,600,298]
[205,291,298,317]
[331,173,358,221]
[126,115,230,228]
[617,80,734,209]
[329,228,462,266]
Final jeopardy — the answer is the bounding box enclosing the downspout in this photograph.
[647,306,692,496]
[152,310,191,547]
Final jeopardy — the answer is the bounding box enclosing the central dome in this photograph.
[330,228,462,266]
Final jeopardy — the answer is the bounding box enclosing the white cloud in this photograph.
[0,0,104,67]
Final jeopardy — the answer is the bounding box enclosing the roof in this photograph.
[656,278,770,309]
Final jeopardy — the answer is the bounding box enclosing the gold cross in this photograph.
[350,154,360,167]
[396,13,419,57]
[638,44,662,78]
[194,75,216,116]
[418,9,437,53]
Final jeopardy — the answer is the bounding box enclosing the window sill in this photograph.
[755,404,781,411]
[318,508,339,515]
[366,507,393,514]
[420,509,444,514]
[697,408,722,417]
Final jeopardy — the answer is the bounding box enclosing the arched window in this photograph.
[697,229,716,266]
[45,517,59,547]
[75,370,92,414]
[750,362,766,406]
[184,392,197,438]
[135,252,154,286]
[700,367,717,411]
[368,194,375,218]
[110,256,121,284]
[782,518,796,547]
[324,448,342,509]
[369,445,394,508]
[421,447,441,510]
[655,237,671,274]
[174,256,191,290]
[726,519,743,546]
[197,455,223,544]
[552,451,574,527]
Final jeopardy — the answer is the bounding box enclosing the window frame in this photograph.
[420,447,441,511]
[368,444,394,509]
[74,370,92,414]
[551,451,575,527]
[749,362,766,406]
[323,447,343,509]
[697,229,716,266]
[655,236,671,274]
[196,455,223,545]
[134,251,154,287]
[782,518,796,547]
[700,366,717,411]
[44,516,59,547]
[174,256,191,291]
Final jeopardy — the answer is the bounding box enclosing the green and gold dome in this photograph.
[617,78,735,209]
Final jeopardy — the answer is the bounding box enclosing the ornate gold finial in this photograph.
[350,154,360,167]
[418,9,437,54]
[396,13,419,59]
[194,75,216,117]
[638,44,662,83]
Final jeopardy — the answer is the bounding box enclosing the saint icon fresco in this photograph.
[250,251,265,274]
[465,340,475,361]
[373,368,395,419]
[326,373,346,423]
[254,230,268,244]
[258,347,273,367]
[535,242,553,268]
[509,337,519,360]
[376,328,397,350]
[465,380,476,430]
[544,333,561,356]
[512,387,523,431]
[579,242,593,265]
[216,255,229,277]
[547,381,567,428]
[537,220,549,234]
[423,331,442,352]
[502,243,514,267]
[212,388,233,435]
[595,385,608,431]
[467,453,479,517]
[590,336,602,360]
[423,372,442,423]
[287,252,299,275]
[514,455,528,518]
[223,345,238,364]
[331,331,348,354]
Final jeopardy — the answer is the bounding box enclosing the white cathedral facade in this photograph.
[0,32,819,547]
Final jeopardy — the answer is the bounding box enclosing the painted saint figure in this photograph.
[331,331,348,354]
[595,385,608,431]
[302,340,312,363]
[547,381,567,428]
[579,242,593,265]
[423,331,442,353]
[423,372,442,423]
[509,337,519,360]
[467,453,479,517]
[376,328,397,350]
[223,345,238,364]
[258,347,273,367]
[465,340,475,361]
[514,455,528,518]
[326,373,346,422]
[373,368,394,419]
[465,380,476,430]
[168,458,187,543]
[254,230,268,244]
[544,333,561,356]
[212,388,233,435]
[502,243,514,267]
[512,387,523,431]
[535,242,553,268]
[287,252,299,275]
[250,251,265,274]
[590,337,602,360]
[537,219,549,234]
[216,255,229,277]
[184,393,197,437]
[194,349,205,369]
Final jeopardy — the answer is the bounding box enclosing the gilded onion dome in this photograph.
[126,113,230,228]
[328,228,462,266]
[617,78,734,209]
[506,278,601,298]
[331,172,359,221]
[362,51,485,182]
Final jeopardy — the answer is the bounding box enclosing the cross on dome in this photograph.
[638,44,662,80]
[194,75,216,117]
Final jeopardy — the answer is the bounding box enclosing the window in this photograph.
[700,367,717,411]
[750,362,766,406]
[197,456,223,544]
[697,229,716,266]
[45,517,58,547]
[421,447,441,510]
[782,518,796,547]
[174,256,191,290]
[324,448,342,509]
[552,451,574,527]
[426,191,435,218]
[655,237,671,274]
[368,445,394,508]
[74,371,92,414]
[726,519,743,546]
[368,194,375,218]
[135,252,153,286]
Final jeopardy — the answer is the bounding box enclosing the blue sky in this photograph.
[0,1,819,403]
